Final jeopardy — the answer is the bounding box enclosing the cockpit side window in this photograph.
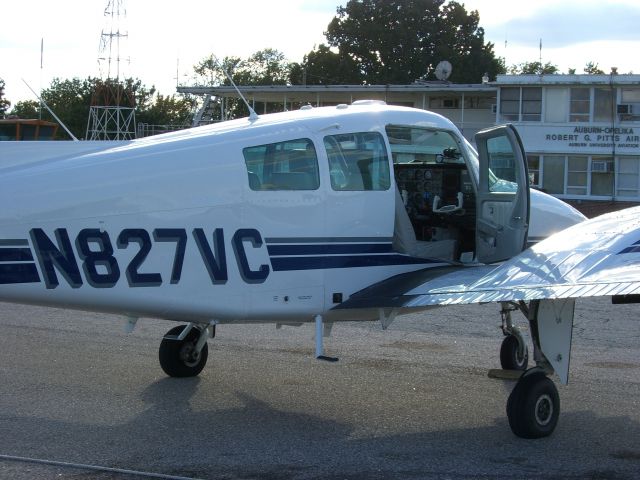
[386,125,465,165]
[323,131,390,191]
[243,138,320,191]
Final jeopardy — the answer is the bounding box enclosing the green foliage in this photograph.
[136,93,195,126]
[8,100,40,118]
[6,77,193,139]
[194,48,293,86]
[193,48,297,118]
[290,44,364,85]
[583,61,605,74]
[508,61,559,75]
[0,78,10,118]
[40,78,96,139]
[314,0,504,84]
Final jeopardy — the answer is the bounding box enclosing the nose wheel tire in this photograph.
[500,334,529,371]
[159,325,209,377]
[507,370,559,438]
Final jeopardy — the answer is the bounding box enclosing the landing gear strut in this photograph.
[499,302,528,371]
[159,323,214,377]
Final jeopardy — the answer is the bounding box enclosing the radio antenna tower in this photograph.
[86,0,136,140]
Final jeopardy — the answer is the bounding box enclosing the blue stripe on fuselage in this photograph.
[0,247,34,262]
[0,263,40,284]
[0,240,41,284]
[270,254,440,271]
[267,243,394,256]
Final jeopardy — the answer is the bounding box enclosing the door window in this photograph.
[486,135,519,193]
[323,132,390,191]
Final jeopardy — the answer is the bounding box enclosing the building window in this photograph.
[590,156,614,196]
[617,157,640,197]
[594,87,615,122]
[428,97,460,109]
[534,155,638,199]
[566,156,588,195]
[570,88,590,122]
[620,88,640,122]
[243,138,320,191]
[527,155,541,187]
[542,155,565,194]
[499,87,541,122]
[463,96,494,109]
[521,88,542,121]
[621,88,640,103]
[499,87,520,121]
[545,89,568,123]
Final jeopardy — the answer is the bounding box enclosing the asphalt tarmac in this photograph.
[0,298,638,479]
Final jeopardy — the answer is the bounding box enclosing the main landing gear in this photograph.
[507,368,560,438]
[497,300,569,439]
[159,323,215,377]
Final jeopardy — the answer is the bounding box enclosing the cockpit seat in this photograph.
[392,187,456,261]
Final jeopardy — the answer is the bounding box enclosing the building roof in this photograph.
[177,83,496,102]
[495,74,640,86]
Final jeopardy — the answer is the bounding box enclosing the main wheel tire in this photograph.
[159,325,209,377]
[507,371,560,438]
[500,335,529,371]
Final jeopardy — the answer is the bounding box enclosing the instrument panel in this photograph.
[395,163,476,244]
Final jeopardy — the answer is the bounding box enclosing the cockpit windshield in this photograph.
[386,125,465,165]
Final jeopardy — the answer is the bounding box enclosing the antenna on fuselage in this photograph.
[212,55,259,122]
[22,78,79,141]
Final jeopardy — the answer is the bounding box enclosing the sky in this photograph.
[2,0,640,105]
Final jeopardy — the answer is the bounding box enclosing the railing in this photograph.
[136,123,190,138]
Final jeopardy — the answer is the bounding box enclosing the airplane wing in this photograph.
[337,205,640,310]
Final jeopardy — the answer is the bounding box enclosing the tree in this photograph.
[509,61,559,75]
[0,78,10,118]
[583,61,605,74]
[8,100,40,118]
[193,48,297,118]
[7,77,193,139]
[41,77,97,138]
[136,93,195,126]
[194,48,294,87]
[316,0,504,84]
[290,44,364,85]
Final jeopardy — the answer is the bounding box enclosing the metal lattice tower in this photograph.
[86,0,136,140]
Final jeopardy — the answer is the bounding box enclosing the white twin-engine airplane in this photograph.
[1,101,638,439]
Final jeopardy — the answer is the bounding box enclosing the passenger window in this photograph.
[323,132,390,191]
[243,138,320,191]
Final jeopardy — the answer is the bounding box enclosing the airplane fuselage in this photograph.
[0,104,584,324]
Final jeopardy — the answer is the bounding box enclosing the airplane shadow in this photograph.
[1,375,639,479]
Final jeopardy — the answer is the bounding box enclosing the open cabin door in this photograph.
[475,125,529,264]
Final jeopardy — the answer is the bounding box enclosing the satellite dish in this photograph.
[435,60,452,81]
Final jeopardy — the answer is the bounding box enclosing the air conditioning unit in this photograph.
[591,161,611,173]
[617,104,633,114]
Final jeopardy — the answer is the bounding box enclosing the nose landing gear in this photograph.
[159,323,213,377]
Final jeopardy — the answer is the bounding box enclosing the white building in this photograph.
[495,74,640,215]
[179,73,640,215]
